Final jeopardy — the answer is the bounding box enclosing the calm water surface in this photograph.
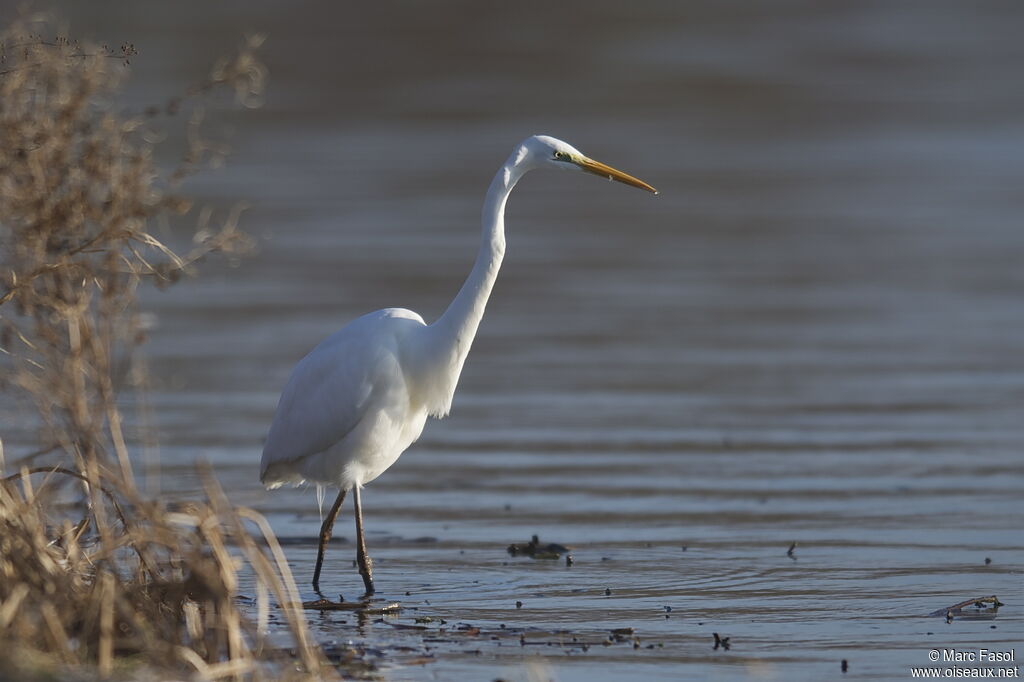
[22,1,1024,679]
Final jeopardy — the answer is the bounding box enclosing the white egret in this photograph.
[260,135,656,596]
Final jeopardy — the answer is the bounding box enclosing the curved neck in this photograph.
[416,155,526,415]
[435,162,518,335]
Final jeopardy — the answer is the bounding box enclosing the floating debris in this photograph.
[787,542,798,559]
[928,595,1004,620]
[713,632,731,651]
[985,557,992,565]
[609,627,635,643]
[842,659,849,673]
[301,598,401,614]
[303,597,353,610]
[507,534,572,559]
[363,602,403,616]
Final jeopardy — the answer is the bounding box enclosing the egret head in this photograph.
[519,135,658,194]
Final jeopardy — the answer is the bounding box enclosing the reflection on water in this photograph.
[24,0,1024,678]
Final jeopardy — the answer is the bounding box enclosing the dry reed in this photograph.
[0,15,331,680]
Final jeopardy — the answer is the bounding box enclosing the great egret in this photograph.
[260,135,656,596]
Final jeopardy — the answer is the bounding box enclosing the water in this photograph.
[20,1,1024,679]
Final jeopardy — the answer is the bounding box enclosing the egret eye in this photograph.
[553,151,564,160]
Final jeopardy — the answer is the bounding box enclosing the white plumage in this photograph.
[259,135,656,595]
[261,308,430,491]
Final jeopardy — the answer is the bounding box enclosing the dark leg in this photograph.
[352,485,375,595]
[312,489,347,592]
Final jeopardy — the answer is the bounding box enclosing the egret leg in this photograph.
[312,489,347,593]
[352,485,375,595]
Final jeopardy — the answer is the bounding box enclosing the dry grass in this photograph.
[0,15,332,680]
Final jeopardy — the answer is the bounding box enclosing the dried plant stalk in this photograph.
[0,15,331,680]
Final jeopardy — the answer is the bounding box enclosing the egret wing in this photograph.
[260,316,401,481]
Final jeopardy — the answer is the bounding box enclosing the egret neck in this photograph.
[416,151,525,417]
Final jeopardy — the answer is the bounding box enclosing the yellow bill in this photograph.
[577,157,658,194]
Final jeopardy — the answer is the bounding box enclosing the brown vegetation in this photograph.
[0,15,330,680]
